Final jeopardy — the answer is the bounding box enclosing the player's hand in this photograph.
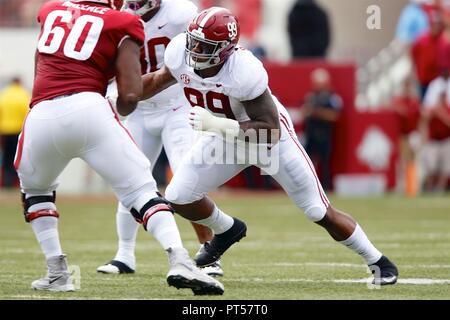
[189,106,240,137]
[189,106,217,131]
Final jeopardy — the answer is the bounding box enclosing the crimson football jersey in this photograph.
[31,0,145,107]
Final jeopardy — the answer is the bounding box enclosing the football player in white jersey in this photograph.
[140,7,399,285]
[97,0,223,276]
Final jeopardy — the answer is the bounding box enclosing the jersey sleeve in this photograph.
[123,16,145,47]
[232,49,269,101]
[164,33,185,74]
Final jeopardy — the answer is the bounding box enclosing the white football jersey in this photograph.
[140,0,197,106]
[165,33,286,122]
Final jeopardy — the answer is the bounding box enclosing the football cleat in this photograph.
[166,247,224,295]
[369,255,399,285]
[201,260,224,277]
[195,217,247,267]
[96,260,135,274]
[31,255,75,292]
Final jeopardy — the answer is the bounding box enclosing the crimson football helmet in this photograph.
[121,0,161,16]
[186,7,240,70]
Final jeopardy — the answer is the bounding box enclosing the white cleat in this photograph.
[201,260,224,277]
[166,247,224,295]
[96,260,135,274]
[32,255,76,292]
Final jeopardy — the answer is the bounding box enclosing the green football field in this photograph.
[0,190,449,300]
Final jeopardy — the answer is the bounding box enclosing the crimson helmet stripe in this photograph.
[198,7,228,28]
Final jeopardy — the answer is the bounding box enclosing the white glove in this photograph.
[188,106,240,136]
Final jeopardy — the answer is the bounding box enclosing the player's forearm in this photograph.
[115,39,142,116]
[116,94,139,116]
[116,76,142,116]
[141,68,176,100]
[239,120,280,144]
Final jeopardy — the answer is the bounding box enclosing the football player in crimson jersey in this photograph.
[16,0,223,295]
[141,7,399,285]
[96,0,223,277]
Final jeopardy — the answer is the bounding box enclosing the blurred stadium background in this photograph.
[0,0,449,300]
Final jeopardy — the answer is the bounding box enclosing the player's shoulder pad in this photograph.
[108,11,145,45]
[164,33,185,71]
[164,0,198,26]
[110,10,142,25]
[229,47,269,101]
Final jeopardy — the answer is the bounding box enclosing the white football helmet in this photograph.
[121,0,161,16]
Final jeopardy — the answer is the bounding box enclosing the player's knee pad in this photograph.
[130,195,174,231]
[165,182,200,205]
[304,206,327,222]
[21,192,59,223]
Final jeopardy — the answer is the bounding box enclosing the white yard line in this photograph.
[231,262,450,269]
[226,277,450,285]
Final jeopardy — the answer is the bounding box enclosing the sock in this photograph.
[114,203,139,269]
[145,211,183,250]
[339,224,382,265]
[30,212,63,260]
[195,206,234,235]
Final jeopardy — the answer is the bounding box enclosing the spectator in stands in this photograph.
[19,0,47,27]
[423,67,450,109]
[419,87,450,192]
[392,78,421,196]
[437,2,450,72]
[302,68,342,191]
[0,77,29,188]
[396,0,431,44]
[287,0,330,58]
[0,0,21,27]
[411,11,443,99]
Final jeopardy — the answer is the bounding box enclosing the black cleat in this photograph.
[369,255,399,285]
[166,247,224,295]
[96,260,135,274]
[167,275,224,296]
[195,217,247,267]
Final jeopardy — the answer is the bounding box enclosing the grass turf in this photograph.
[0,191,449,300]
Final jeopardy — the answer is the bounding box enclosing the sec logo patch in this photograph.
[181,74,190,84]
